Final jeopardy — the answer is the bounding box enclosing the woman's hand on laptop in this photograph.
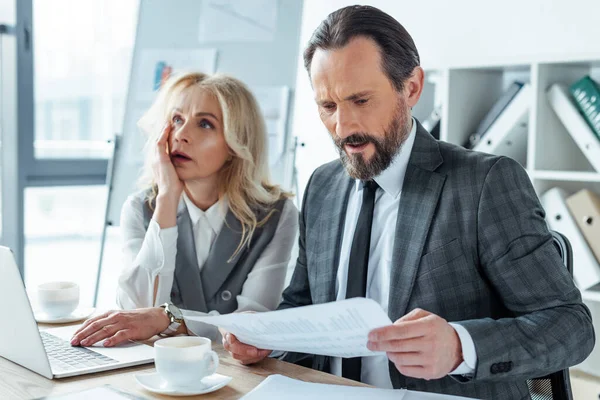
[221,330,270,365]
[70,308,170,347]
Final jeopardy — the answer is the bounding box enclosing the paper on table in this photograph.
[184,298,393,357]
[37,385,145,399]
[240,374,406,400]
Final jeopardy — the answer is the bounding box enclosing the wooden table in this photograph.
[0,320,369,400]
[3,321,598,399]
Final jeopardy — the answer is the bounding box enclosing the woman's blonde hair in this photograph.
[137,71,292,259]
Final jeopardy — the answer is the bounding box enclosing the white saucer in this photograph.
[135,372,232,396]
[34,307,96,324]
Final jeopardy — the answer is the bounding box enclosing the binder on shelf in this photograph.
[421,105,441,140]
[467,81,525,148]
[541,187,600,290]
[547,84,600,172]
[472,83,531,165]
[570,75,600,141]
[566,189,600,264]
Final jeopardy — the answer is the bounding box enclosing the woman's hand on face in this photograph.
[70,308,171,347]
[154,123,184,204]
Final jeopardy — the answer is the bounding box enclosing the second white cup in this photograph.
[37,281,80,318]
[154,336,219,388]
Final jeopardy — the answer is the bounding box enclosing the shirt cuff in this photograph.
[448,322,477,376]
[146,219,178,274]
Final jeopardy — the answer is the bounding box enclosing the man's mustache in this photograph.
[335,133,379,148]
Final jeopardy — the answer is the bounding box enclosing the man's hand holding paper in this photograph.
[222,332,271,365]
[217,300,465,380]
[367,308,464,380]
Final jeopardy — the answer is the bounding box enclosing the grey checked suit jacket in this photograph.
[279,121,595,399]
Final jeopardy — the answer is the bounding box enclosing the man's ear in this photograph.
[405,66,425,108]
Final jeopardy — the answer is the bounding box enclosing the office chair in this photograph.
[526,230,574,400]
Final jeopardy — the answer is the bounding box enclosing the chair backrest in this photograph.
[551,230,573,276]
[526,230,574,400]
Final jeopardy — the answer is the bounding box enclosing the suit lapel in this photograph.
[202,209,247,301]
[388,122,447,321]
[312,171,353,304]
[174,209,208,312]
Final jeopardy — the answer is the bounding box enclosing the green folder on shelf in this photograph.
[570,75,600,141]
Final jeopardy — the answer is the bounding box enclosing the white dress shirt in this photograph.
[116,192,299,339]
[330,119,477,387]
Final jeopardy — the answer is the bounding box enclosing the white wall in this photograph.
[137,0,303,87]
[292,0,600,196]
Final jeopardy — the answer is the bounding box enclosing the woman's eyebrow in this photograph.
[194,112,219,121]
[171,108,219,122]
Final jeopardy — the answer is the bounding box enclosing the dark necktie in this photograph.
[342,180,379,382]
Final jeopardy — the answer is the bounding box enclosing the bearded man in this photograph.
[223,5,594,399]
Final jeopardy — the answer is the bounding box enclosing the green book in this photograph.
[570,75,600,141]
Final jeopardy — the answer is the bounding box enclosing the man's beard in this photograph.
[333,106,412,180]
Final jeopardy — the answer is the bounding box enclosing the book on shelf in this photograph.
[547,84,600,172]
[466,81,525,149]
[566,189,600,265]
[471,83,531,165]
[570,75,600,141]
[540,187,600,290]
[421,105,441,140]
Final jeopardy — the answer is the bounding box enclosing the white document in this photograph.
[473,83,531,166]
[185,298,393,357]
[249,86,290,166]
[198,0,277,42]
[547,84,600,172]
[241,375,478,400]
[41,385,142,399]
[134,49,217,102]
[541,187,600,290]
[241,374,407,400]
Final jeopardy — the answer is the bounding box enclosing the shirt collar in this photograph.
[354,117,417,199]
[182,192,228,234]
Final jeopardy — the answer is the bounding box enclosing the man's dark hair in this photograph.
[303,5,420,91]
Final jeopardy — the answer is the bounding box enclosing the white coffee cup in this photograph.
[37,281,80,318]
[154,336,219,388]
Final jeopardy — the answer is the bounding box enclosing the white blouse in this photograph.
[116,192,299,339]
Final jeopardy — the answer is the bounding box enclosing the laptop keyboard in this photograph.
[40,331,118,372]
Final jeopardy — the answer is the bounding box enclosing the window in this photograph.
[33,0,138,159]
[0,14,8,242]
[0,37,3,241]
[19,1,140,303]
[0,0,16,255]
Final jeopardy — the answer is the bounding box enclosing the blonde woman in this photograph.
[71,72,298,347]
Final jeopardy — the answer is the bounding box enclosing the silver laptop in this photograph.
[0,246,155,379]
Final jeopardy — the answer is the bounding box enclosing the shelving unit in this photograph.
[532,170,600,182]
[420,57,600,376]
